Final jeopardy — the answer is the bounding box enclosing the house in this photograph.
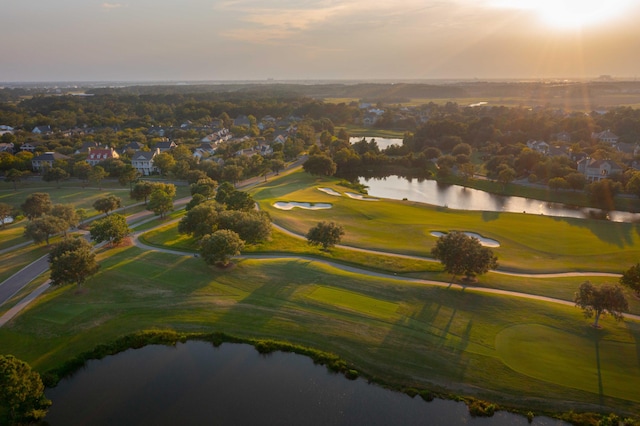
[551,132,572,142]
[32,125,52,135]
[75,141,99,154]
[257,141,273,156]
[233,115,251,128]
[591,129,619,144]
[272,134,286,145]
[577,158,624,182]
[131,149,160,176]
[526,140,549,154]
[615,142,640,156]
[31,152,70,171]
[118,141,146,155]
[155,140,177,152]
[0,125,14,136]
[0,143,15,154]
[548,146,569,158]
[86,147,120,166]
[20,142,40,153]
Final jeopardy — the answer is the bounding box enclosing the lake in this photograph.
[359,175,640,223]
[44,342,569,425]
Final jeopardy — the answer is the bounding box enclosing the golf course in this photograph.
[1,171,639,422]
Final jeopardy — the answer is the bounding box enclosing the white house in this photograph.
[577,158,624,182]
[131,149,160,176]
[31,152,70,171]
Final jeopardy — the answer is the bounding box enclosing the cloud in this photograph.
[101,3,125,9]
[214,0,435,44]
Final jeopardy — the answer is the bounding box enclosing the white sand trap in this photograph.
[345,192,379,201]
[430,231,500,247]
[317,187,341,196]
[273,202,333,211]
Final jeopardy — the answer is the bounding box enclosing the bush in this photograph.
[467,398,497,417]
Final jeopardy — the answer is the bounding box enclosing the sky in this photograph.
[2,0,640,82]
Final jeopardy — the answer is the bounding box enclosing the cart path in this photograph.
[132,236,640,323]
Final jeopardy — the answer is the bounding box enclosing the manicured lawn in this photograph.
[1,248,638,415]
[250,170,640,273]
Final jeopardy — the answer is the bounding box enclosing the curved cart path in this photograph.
[132,235,640,323]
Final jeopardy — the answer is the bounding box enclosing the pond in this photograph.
[44,342,568,425]
[359,175,640,223]
[350,136,403,150]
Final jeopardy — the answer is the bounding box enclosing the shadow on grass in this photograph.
[554,216,640,248]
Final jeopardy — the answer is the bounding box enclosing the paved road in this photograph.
[0,255,50,307]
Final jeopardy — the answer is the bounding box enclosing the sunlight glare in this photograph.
[491,0,634,29]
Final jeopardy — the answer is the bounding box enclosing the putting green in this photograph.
[495,324,640,402]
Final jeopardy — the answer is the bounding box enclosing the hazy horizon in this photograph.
[3,1,640,83]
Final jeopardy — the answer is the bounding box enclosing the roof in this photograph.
[32,152,70,161]
[132,150,157,161]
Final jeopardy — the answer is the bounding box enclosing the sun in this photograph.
[491,0,634,29]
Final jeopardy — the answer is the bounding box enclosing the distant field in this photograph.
[324,94,640,111]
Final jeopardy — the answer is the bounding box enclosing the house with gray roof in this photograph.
[577,158,624,182]
[131,149,160,176]
[31,152,70,171]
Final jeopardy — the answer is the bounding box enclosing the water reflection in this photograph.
[349,137,403,150]
[360,176,640,223]
[45,342,569,426]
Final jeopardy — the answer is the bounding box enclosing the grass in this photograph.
[1,248,638,417]
[250,170,640,273]
[337,126,407,139]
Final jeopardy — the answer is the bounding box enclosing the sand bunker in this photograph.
[317,187,342,196]
[273,202,333,211]
[430,231,500,248]
[345,192,379,201]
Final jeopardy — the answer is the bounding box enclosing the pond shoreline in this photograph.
[41,329,609,426]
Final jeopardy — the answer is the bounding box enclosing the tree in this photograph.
[185,193,206,211]
[190,177,217,199]
[89,165,108,190]
[90,213,131,246]
[42,166,69,187]
[49,237,99,289]
[117,164,140,190]
[147,188,173,218]
[217,210,271,244]
[131,181,155,204]
[76,208,89,225]
[303,154,337,176]
[587,179,623,210]
[93,195,122,216]
[497,166,516,189]
[548,177,569,191]
[270,159,285,175]
[178,201,222,238]
[215,182,255,211]
[431,231,498,282]
[21,192,52,219]
[565,172,586,191]
[0,355,51,425]
[153,152,175,176]
[51,203,79,233]
[222,164,244,185]
[200,229,245,267]
[73,161,92,187]
[0,202,12,228]
[574,281,628,328]
[306,221,344,250]
[620,263,640,296]
[5,168,28,191]
[23,216,68,245]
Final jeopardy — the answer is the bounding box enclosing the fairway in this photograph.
[251,171,640,273]
[495,324,640,402]
[2,247,639,416]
